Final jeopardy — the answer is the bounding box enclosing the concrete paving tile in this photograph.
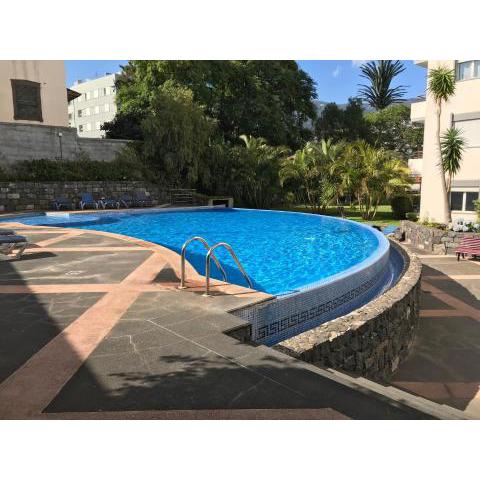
[0,293,102,382]
[52,233,138,248]
[0,251,150,284]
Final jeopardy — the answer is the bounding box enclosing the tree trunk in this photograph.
[435,102,451,223]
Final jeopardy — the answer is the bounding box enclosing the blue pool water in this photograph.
[7,208,388,296]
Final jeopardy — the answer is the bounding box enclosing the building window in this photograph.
[454,118,480,147]
[68,113,72,120]
[78,125,84,132]
[78,109,82,118]
[450,190,479,212]
[457,60,480,81]
[11,79,43,121]
[104,103,110,112]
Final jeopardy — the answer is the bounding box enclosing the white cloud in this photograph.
[352,60,368,67]
[332,65,341,78]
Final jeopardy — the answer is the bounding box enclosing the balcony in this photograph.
[410,99,426,122]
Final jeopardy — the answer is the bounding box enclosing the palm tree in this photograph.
[237,134,288,208]
[358,60,407,110]
[441,127,466,194]
[428,66,456,223]
[346,141,412,220]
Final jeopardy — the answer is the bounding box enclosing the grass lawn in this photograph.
[278,204,400,226]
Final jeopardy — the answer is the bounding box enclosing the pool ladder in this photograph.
[179,236,253,296]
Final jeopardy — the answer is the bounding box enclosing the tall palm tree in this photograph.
[441,127,466,194]
[428,66,456,223]
[358,60,407,110]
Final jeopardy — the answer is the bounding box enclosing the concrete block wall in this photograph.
[0,122,129,164]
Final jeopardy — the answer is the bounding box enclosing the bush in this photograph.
[406,212,418,222]
[0,153,154,183]
[390,195,414,220]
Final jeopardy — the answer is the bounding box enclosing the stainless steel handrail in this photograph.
[179,236,227,289]
[204,242,253,296]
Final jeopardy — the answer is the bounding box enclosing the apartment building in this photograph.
[68,73,118,138]
[410,60,480,221]
[0,60,71,126]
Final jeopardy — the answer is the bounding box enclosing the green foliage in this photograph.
[358,61,407,110]
[0,154,151,182]
[474,200,480,221]
[428,67,456,104]
[406,212,418,222]
[107,60,317,149]
[441,127,466,192]
[315,98,369,143]
[364,104,424,158]
[139,81,216,187]
[234,135,289,208]
[390,195,414,220]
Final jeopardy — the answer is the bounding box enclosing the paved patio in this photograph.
[390,248,480,418]
[0,221,473,419]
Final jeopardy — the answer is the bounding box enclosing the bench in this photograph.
[455,237,480,261]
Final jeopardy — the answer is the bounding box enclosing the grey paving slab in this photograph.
[0,251,150,284]
[22,233,62,244]
[391,315,480,383]
[0,292,102,382]
[420,291,452,310]
[52,233,139,248]
[423,261,480,276]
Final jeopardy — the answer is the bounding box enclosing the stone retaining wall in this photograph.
[275,241,421,380]
[0,181,169,211]
[0,122,129,164]
[399,220,480,254]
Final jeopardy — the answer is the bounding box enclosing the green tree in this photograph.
[315,98,369,142]
[364,103,424,158]
[441,127,466,194]
[106,60,317,149]
[344,141,412,219]
[235,135,289,208]
[358,61,407,110]
[428,66,456,223]
[134,81,216,187]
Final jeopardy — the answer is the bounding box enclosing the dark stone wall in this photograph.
[0,181,169,211]
[399,220,480,254]
[275,241,422,381]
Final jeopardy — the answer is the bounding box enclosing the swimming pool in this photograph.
[5,207,398,344]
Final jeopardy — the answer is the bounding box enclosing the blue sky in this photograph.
[65,60,427,104]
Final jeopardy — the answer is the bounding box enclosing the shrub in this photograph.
[406,212,418,222]
[390,195,414,220]
[475,199,480,221]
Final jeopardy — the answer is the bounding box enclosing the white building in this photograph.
[409,60,480,221]
[68,73,118,138]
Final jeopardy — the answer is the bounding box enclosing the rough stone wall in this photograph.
[275,242,422,381]
[0,181,169,211]
[399,220,480,254]
[0,122,129,164]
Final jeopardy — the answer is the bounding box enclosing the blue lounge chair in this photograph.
[100,197,120,209]
[52,197,74,211]
[119,194,133,208]
[133,190,154,207]
[0,234,28,258]
[79,192,98,210]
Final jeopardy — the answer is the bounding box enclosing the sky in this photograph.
[65,60,427,104]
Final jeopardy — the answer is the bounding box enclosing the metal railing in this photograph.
[204,242,253,296]
[179,236,227,289]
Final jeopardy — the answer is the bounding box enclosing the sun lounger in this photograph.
[455,237,480,261]
[100,197,120,209]
[52,197,74,211]
[119,194,133,208]
[133,190,154,207]
[79,192,98,210]
[0,234,28,258]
